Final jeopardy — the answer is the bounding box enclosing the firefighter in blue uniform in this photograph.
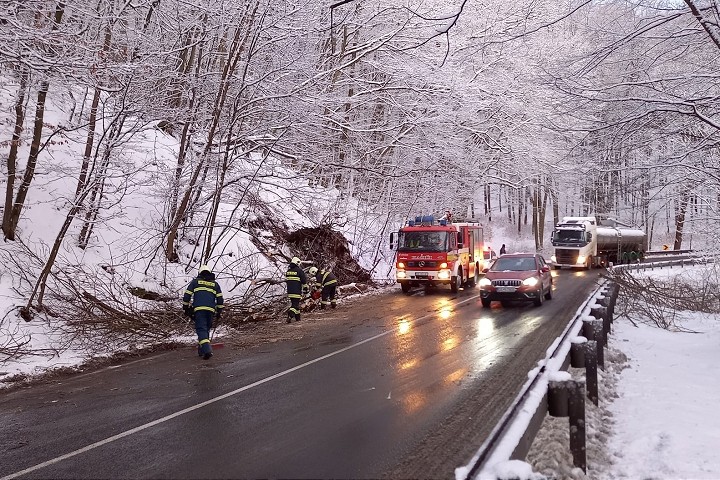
[286,257,308,323]
[308,266,338,309]
[183,265,223,360]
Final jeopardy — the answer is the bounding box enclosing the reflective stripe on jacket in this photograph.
[183,272,224,313]
[316,270,337,288]
[286,264,308,299]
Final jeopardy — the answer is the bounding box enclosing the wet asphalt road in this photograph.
[0,268,603,479]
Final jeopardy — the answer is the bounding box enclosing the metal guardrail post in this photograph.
[568,379,587,472]
[583,340,598,406]
[582,319,604,370]
[548,379,570,417]
[608,282,619,324]
[570,338,585,368]
[590,306,609,343]
[548,378,587,472]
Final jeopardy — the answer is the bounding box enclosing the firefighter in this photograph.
[183,265,224,360]
[286,257,308,323]
[308,266,338,309]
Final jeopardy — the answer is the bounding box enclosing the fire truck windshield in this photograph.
[398,231,448,252]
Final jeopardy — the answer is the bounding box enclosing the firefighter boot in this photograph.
[320,304,326,310]
[199,339,212,360]
[331,301,337,309]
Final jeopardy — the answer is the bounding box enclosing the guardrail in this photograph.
[645,249,693,255]
[456,256,703,480]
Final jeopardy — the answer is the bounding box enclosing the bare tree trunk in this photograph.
[532,183,539,250]
[549,177,559,226]
[484,183,490,216]
[506,187,512,221]
[202,140,231,263]
[76,25,112,197]
[26,176,102,310]
[517,187,523,234]
[2,69,29,240]
[539,180,548,248]
[673,187,690,250]
[6,2,66,240]
[78,117,125,248]
[8,80,51,239]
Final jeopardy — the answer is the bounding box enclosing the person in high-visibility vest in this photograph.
[286,257,308,323]
[309,266,338,309]
[183,265,224,360]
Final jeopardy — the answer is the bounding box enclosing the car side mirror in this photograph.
[541,266,550,273]
[390,232,397,250]
[482,267,489,273]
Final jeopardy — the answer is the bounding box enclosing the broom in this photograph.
[208,314,225,349]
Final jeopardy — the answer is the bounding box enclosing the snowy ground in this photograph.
[525,264,720,479]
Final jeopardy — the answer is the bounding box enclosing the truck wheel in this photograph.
[481,298,491,308]
[450,275,459,293]
[401,283,411,294]
[468,264,479,287]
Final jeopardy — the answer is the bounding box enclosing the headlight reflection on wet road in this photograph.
[398,318,412,335]
[469,316,503,372]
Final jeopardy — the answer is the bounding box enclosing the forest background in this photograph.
[1,0,720,376]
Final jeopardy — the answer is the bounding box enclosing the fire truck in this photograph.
[390,214,486,294]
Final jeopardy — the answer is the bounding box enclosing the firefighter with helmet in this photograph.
[286,257,308,323]
[309,266,338,309]
[183,264,224,360]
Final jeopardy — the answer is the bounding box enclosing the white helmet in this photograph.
[291,256,301,265]
[308,266,318,275]
[199,264,211,274]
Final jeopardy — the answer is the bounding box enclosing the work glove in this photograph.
[184,306,193,317]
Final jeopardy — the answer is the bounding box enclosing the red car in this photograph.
[478,253,553,307]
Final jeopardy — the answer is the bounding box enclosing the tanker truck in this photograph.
[550,216,646,269]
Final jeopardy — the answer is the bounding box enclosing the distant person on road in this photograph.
[309,266,338,310]
[183,265,224,360]
[286,257,308,323]
[499,244,506,255]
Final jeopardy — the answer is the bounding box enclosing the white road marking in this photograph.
[2,294,480,480]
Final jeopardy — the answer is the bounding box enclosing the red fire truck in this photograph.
[390,214,486,294]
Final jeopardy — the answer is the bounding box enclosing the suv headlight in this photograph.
[479,278,492,287]
[522,277,539,287]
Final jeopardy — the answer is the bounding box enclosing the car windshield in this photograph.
[398,231,448,252]
[491,257,537,271]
